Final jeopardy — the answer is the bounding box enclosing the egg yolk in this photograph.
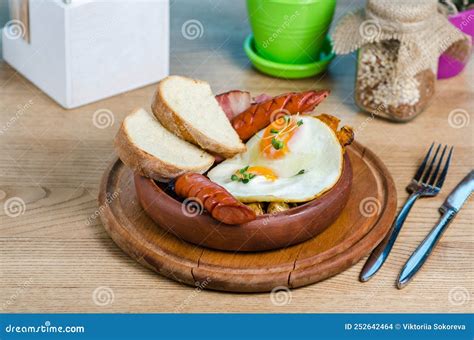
[259,116,300,159]
[247,166,278,181]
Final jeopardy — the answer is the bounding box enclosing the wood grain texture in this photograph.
[0,0,472,312]
[99,143,396,292]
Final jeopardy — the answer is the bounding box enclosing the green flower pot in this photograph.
[247,0,336,64]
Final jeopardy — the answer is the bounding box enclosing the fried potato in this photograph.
[315,113,340,132]
[246,202,265,216]
[337,126,354,147]
[267,202,290,214]
[316,114,354,149]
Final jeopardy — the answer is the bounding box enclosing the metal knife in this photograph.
[397,170,474,289]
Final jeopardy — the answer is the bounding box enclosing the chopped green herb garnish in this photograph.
[239,165,249,174]
[231,166,256,184]
[297,120,304,126]
[296,169,305,175]
[271,138,284,150]
[270,128,280,134]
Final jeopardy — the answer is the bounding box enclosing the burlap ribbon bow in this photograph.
[332,0,470,77]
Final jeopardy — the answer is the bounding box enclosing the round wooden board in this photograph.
[99,142,397,292]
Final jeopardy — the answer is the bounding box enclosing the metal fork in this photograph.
[360,143,453,282]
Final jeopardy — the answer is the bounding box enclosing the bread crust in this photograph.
[151,76,246,158]
[114,115,214,181]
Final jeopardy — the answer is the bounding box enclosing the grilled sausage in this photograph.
[231,90,330,141]
[174,173,256,225]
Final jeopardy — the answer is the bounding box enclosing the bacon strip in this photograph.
[215,90,251,120]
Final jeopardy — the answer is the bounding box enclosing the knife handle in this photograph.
[397,209,456,289]
[360,192,420,282]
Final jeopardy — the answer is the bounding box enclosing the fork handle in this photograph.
[397,209,456,288]
[360,192,420,282]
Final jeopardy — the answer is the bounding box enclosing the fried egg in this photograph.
[207,115,343,203]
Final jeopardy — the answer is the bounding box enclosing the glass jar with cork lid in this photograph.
[332,0,470,121]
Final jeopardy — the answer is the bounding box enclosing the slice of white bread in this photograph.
[114,108,214,180]
[151,75,246,158]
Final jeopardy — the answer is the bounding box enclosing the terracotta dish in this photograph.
[134,153,352,252]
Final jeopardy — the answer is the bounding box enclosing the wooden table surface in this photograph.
[1,0,472,313]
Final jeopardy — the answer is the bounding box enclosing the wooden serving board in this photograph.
[99,142,397,292]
